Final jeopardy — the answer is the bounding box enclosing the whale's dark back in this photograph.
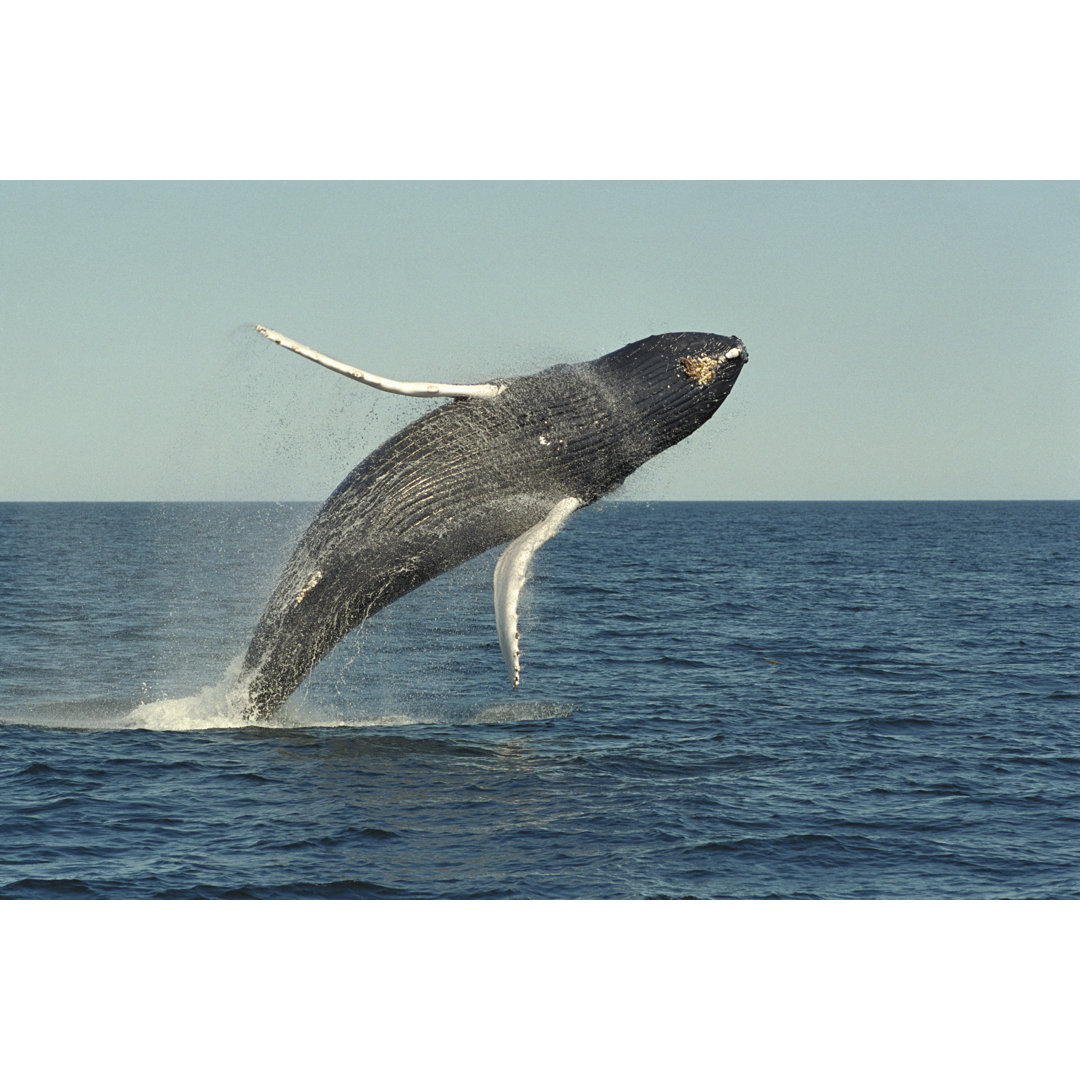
[240,332,747,718]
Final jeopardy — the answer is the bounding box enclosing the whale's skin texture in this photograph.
[239,332,748,719]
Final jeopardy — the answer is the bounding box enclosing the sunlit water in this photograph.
[1,501,1077,898]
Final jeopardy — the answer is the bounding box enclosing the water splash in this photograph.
[123,659,257,730]
[1,657,574,732]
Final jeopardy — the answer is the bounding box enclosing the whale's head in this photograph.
[589,331,749,461]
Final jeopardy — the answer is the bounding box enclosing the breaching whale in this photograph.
[238,326,748,720]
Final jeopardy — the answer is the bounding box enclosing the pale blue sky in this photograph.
[2,181,1077,501]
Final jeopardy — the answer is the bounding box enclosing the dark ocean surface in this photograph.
[1,500,1077,899]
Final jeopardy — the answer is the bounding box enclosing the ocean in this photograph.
[1,500,1077,899]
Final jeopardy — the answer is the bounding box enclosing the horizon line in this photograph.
[3,497,1077,506]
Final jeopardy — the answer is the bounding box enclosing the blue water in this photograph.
[1,500,1077,898]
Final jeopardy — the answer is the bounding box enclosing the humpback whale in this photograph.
[238,326,748,720]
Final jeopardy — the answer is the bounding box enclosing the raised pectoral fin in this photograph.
[493,497,582,690]
[255,325,505,400]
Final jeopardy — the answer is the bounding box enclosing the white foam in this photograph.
[1,655,575,732]
[120,661,427,731]
[123,684,250,731]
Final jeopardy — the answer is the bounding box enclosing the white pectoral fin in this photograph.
[493,497,582,690]
[255,325,504,400]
